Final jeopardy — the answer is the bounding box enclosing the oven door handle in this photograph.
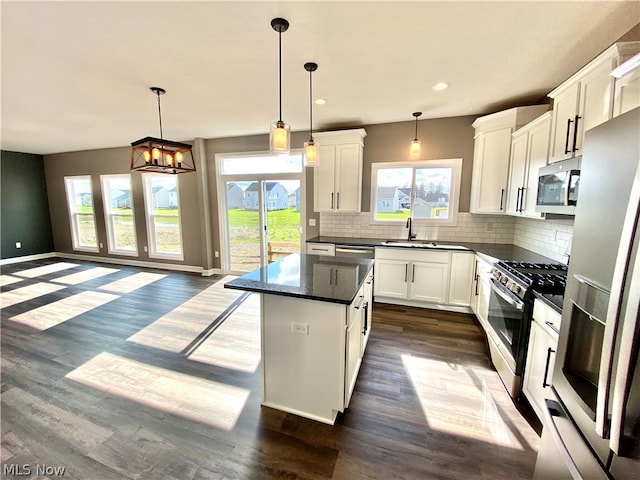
[490,278,525,311]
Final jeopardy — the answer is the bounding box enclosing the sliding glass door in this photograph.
[218,153,304,273]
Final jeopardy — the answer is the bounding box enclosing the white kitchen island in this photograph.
[225,253,374,424]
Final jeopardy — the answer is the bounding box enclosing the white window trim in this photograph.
[100,174,138,257]
[142,173,184,261]
[64,175,99,253]
[370,158,462,226]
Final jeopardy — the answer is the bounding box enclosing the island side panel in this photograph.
[261,294,346,424]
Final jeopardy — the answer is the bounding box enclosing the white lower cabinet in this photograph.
[374,248,474,311]
[261,264,373,424]
[523,299,561,423]
[471,255,493,331]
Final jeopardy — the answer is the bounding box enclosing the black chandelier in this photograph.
[131,87,196,174]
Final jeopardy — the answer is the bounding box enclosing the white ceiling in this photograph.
[2,1,639,155]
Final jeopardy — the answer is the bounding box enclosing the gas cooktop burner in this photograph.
[493,260,568,297]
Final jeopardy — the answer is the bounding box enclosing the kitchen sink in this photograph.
[381,240,469,250]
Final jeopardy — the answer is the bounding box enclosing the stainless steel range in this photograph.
[485,260,567,398]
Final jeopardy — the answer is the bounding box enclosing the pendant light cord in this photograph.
[278,29,283,122]
[157,90,164,142]
[414,116,418,142]
[309,69,313,141]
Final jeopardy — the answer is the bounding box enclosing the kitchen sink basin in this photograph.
[381,240,469,250]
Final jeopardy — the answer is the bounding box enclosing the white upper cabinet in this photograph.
[506,112,552,218]
[313,129,366,213]
[548,42,640,163]
[612,53,640,117]
[470,105,549,214]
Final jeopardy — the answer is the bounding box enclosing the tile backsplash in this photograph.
[319,212,574,264]
[319,212,515,243]
[513,216,574,264]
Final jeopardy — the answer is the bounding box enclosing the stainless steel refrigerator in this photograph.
[534,107,640,479]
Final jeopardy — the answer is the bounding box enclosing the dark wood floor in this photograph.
[1,259,540,479]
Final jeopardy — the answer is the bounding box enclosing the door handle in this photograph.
[412,264,416,283]
[544,320,559,335]
[519,187,527,212]
[572,115,581,153]
[499,188,505,210]
[564,118,573,154]
[404,263,408,282]
[542,347,556,388]
[336,192,340,210]
[331,192,334,209]
[362,301,369,335]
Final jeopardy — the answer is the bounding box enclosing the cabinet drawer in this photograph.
[533,299,562,337]
[307,243,335,256]
[375,247,449,263]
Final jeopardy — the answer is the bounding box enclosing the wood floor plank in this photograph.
[1,258,541,479]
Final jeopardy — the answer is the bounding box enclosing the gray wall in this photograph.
[43,147,203,267]
[359,115,476,212]
[1,150,54,259]
[39,115,476,270]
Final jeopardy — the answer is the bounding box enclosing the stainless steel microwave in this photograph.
[536,157,581,215]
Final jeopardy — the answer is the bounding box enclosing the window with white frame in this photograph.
[101,174,138,256]
[142,174,183,260]
[64,176,99,252]
[371,159,462,225]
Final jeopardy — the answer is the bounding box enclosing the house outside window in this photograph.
[371,159,462,226]
[64,176,99,252]
[142,174,183,260]
[101,174,137,256]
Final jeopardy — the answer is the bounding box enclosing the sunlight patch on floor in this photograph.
[65,352,250,431]
[99,272,167,293]
[1,282,66,309]
[127,276,242,353]
[0,275,25,287]
[9,291,119,330]
[13,262,79,278]
[52,266,120,285]
[188,293,261,373]
[401,353,524,450]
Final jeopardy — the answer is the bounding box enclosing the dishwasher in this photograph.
[335,245,375,260]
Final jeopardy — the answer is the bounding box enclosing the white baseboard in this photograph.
[0,252,57,265]
[1,251,216,275]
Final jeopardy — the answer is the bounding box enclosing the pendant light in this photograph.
[131,87,196,174]
[269,17,290,155]
[303,62,319,167]
[410,111,422,159]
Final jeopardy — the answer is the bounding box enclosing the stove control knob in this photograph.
[491,269,501,279]
[510,284,521,295]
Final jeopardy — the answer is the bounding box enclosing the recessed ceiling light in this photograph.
[432,82,450,91]
[315,98,327,105]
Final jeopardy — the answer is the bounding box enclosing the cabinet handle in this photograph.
[499,188,505,210]
[412,264,416,283]
[404,264,408,282]
[571,115,581,153]
[544,320,560,335]
[336,192,340,210]
[335,269,338,285]
[366,275,374,285]
[331,192,334,209]
[564,118,573,154]
[362,301,369,335]
[543,347,556,388]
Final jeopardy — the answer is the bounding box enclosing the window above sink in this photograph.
[370,159,462,226]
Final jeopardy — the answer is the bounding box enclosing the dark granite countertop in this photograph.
[224,253,374,305]
[306,236,560,265]
[533,291,564,314]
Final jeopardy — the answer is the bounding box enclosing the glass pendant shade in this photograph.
[270,120,290,154]
[303,139,319,167]
[409,111,423,160]
[410,139,421,159]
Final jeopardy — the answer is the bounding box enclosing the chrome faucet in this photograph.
[406,217,417,241]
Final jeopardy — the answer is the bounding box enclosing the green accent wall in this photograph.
[1,150,54,259]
